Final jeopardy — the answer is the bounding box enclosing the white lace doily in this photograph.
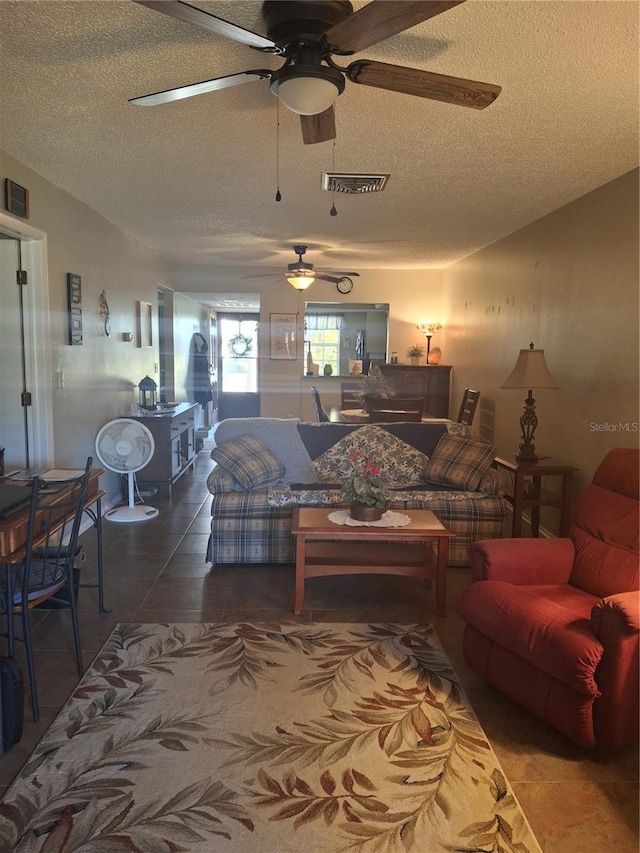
[327,509,411,528]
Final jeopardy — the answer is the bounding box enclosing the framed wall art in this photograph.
[66,273,83,345]
[136,300,153,348]
[270,313,297,360]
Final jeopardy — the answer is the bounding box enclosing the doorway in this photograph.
[0,214,53,470]
[217,313,260,419]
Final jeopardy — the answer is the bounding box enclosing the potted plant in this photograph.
[407,344,425,365]
[342,449,390,521]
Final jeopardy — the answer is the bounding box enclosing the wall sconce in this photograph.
[416,322,442,361]
[138,375,158,410]
[501,342,560,461]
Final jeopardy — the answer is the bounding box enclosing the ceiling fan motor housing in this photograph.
[262,1,353,48]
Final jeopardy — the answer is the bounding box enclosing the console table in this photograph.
[127,402,198,497]
[494,456,578,537]
[377,364,451,418]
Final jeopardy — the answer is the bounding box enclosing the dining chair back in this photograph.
[456,389,480,425]
[310,386,331,422]
[340,381,364,409]
[2,458,92,721]
[365,396,425,423]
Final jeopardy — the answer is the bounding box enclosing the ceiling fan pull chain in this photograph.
[275,98,282,202]
[330,137,337,217]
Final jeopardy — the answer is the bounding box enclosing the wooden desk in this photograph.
[494,456,578,537]
[291,507,454,617]
[0,469,108,614]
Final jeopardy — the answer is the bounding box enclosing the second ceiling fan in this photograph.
[130,0,502,144]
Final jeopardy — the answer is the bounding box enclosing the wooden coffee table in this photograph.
[291,507,454,617]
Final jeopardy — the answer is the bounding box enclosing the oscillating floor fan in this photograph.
[95,418,159,523]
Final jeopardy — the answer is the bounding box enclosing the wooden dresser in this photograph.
[127,402,198,497]
[377,365,452,418]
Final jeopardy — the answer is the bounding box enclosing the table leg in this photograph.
[435,538,448,617]
[530,475,542,536]
[512,470,524,537]
[560,471,574,536]
[294,534,306,615]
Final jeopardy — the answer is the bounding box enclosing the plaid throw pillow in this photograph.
[424,434,495,491]
[211,435,285,489]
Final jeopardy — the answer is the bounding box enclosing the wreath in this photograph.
[228,333,252,358]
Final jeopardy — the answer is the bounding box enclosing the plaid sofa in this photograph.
[206,419,506,568]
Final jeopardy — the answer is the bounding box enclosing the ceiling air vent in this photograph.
[322,172,390,194]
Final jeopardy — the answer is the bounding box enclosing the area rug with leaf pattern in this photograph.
[0,622,542,852]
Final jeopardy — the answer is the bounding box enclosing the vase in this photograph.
[350,501,383,522]
[410,356,420,366]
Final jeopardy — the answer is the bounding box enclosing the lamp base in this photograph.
[515,448,539,463]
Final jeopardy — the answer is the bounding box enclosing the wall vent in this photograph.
[321,172,390,194]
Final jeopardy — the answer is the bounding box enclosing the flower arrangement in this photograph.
[342,449,390,510]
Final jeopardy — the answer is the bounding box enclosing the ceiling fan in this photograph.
[130,0,502,144]
[277,245,360,290]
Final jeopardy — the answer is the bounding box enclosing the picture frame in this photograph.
[270,313,297,360]
[136,300,153,348]
[66,273,83,345]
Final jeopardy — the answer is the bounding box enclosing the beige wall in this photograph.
[440,168,639,494]
[0,151,191,504]
[171,266,446,421]
[2,146,637,508]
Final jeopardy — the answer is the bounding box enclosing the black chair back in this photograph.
[310,386,330,422]
[457,389,480,425]
[5,457,92,720]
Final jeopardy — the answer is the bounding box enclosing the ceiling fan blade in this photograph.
[347,60,501,109]
[133,0,281,53]
[324,0,465,55]
[300,108,336,145]
[129,70,272,106]
[315,272,360,283]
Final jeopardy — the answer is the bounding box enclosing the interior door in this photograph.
[217,314,260,419]
[0,234,29,468]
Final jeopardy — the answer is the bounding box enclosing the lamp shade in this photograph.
[417,322,442,336]
[287,273,315,290]
[501,345,560,390]
[274,75,340,115]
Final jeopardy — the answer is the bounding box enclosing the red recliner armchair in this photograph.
[458,448,639,750]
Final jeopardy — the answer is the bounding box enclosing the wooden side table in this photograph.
[494,456,578,538]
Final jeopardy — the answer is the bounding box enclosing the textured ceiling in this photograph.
[0,0,638,275]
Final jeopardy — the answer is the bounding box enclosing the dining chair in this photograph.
[456,389,480,425]
[1,458,92,721]
[310,386,331,422]
[365,396,425,423]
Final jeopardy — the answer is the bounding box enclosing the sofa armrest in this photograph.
[470,537,576,584]
[590,591,640,751]
[592,592,640,635]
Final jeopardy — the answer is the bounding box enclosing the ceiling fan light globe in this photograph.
[271,68,343,115]
[287,273,315,290]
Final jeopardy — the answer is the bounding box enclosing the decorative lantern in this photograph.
[138,375,157,410]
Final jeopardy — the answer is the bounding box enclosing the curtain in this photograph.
[305,313,345,331]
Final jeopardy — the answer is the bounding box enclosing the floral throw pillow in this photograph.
[424,433,495,491]
[211,435,285,489]
[314,425,429,487]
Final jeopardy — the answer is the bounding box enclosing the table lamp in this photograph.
[501,342,560,462]
[416,322,442,361]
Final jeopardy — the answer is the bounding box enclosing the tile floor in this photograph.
[0,452,638,852]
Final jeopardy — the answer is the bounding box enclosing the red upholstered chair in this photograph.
[457,448,639,750]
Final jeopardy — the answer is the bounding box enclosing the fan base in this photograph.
[105,505,159,524]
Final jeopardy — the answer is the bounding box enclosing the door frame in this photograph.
[0,211,54,467]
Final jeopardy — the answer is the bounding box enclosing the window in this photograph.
[308,327,340,374]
